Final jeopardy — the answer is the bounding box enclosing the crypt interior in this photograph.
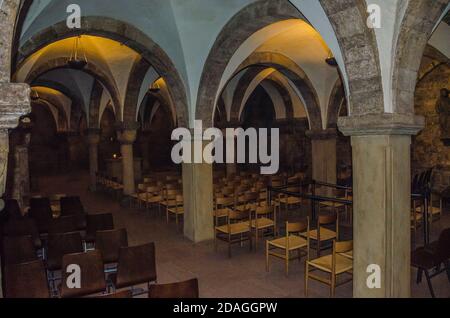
[0,0,449,298]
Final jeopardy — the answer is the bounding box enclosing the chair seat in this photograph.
[268,235,307,250]
[235,203,257,212]
[214,208,229,218]
[308,254,353,274]
[411,212,423,221]
[216,222,250,235]
[415,206,441,216]
[143,196,162,203]
[251,217,274,229]
[320,201,345,208]
[278,197,302,205]
[303,227,337,241]
[411,247,438,270]
[168,208,184,215]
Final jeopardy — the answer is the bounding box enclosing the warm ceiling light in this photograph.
[68,35,88,70]
[325,50,338,67]
[30,89,40,101]
[149,81,161,93]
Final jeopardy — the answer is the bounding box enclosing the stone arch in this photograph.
[0,0,21,82]
[392,0,449,114]
[24,57,122,119]
[417,45,450,85]
[318,0,383,115]
[327,78,346,129]
[260,78,294,121]
[31,78,87,132]
[123,57,152,124]
[235,52,322,129]
[197,0,383,127]
[15,16,188,127]
[88,80,104,129]
[196,0,304,127]
[141,92,176,129]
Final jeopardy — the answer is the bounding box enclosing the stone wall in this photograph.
[412,63,450,192]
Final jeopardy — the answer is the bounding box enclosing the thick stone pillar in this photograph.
[0,82,31,298]
[86,129,101,191]
[339,114,424,298]
[11,137,31,207]
[182,137,214,243]
[306,129,337,191]
[117,126,137,195]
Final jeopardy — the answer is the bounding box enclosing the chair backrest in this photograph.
[48,215,81,234]
[61,250,107,298]
[334,240,353,254]
[2,235,37,265]
[287,219,308,235]
[255,205,274,217]
[46,232,84,271]
[4,260,50,298]
[30,197,51,211]
[115,243,157,289]
[4,199,22,220]
[435,228,450,262]
[60,196,84,216]
[2,218,42,249]
[86,213,114,238]
[148,278,199,298]
[216,196,234,208]
[95,228,129,264]
[318,213,338,226]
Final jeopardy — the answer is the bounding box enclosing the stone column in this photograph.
[86,129,101,191]
[182,136,214,243]
[66,131,80,170]
[117,125,137,195]
[339,114,424,298]
[306,129,337,192]
[0,82,31,298]
[11,145,30,207]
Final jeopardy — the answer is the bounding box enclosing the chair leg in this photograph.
[285,249,289,277]
[424,270,436,298]
[266,241,270,272]
[304,262,309,297]
[445,261,450,283]
[416,268,423,284]
[331,273,336,298]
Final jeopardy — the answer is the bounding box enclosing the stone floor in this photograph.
[34,171,450,298]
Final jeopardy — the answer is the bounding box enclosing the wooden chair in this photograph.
[149,278,199,298]
[4,260,50,298]
[84,213,114,247]
[301,213,338,256]
[305,240,353,297]
[2,218,42,250]
[411,197,424,243]
[167,194,184,231]
[266,220,308,276]
[411,228,450,298]
[60,196,84,217]
[2,235,38,265]
[46,232,84,273]
[252,204,277,248]
[130,183,147,208]
[94,290,133,298]
[48,215,83,234]
[109,243,157,296]
[60,250,107,298]
[277,186,302,216]
[29,198,53,234]
[214,209,252,258]
[142,186,163,213]
[95,228,129,267]
[214,196,234,226]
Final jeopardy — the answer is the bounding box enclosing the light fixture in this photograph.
[68,35,88,70]
[148,81,161,93]
[325,50,338,67]
[30,89,40,101]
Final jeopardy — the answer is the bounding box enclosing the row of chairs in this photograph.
[266,217,352,297]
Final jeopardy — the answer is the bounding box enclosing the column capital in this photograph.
[115,121,140,131]
[338,113,424,137]
[0,83,31,130]
[117,129,137,145]
[306,128,338,140]
[85,128,101,145]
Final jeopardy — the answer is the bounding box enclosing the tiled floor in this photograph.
[35,171,450,298]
